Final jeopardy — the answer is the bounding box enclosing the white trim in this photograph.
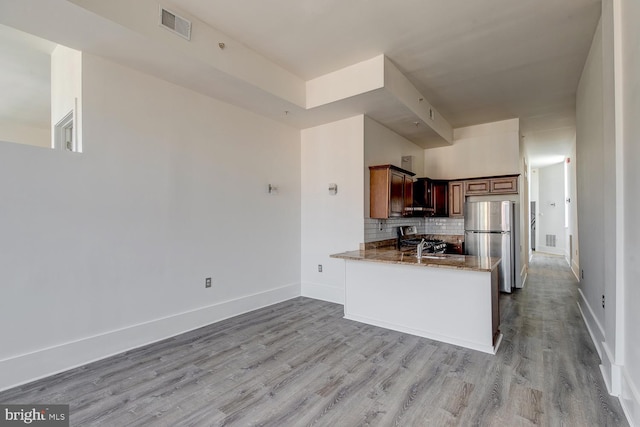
[54,109,74,151]
[535,246,564,256]
[602,341,623,395]
[577,289,605,360]
[519,264,527,288]
[611,0,627,404]
[301,281,344,304]
[571,258,580,281]
[600,365,613,396]
[0,283,299,392]
[621,366,640,427]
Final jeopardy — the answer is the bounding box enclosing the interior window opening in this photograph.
[55,109,75,152]
[0,24,82,152]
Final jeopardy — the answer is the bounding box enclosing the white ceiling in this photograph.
[0,0,600,167]
[175,0,600,166]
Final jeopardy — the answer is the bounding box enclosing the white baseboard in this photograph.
[621,367,640,427]
[601,342,624,396]
[571,259,580,281]
[519,265,527,289]
[301,281,344,304]
[0,283,300,392]
[535,246,565,256]
[576,291,634,427]
[577,288,605,361]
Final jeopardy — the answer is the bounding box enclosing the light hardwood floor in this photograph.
[0,254,628,426]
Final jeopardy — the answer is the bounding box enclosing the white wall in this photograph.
[566,143,580,277]
[530,168,539,253]
[364,116,425,217]
[576,3,640,423]
[306,56,384,108]
[621,0,640,423]
[423,118,520,180]
[575,5,639,423]
[576,18,607,360]
[519,136,529,284]
[300,116,364,304]
[300,115,425,302]
[536,162,566,255]
[0,54,301,391]
[0,119,50,147]
[51,45,82,150]
[424,117,525,286]
[600,1,623,393]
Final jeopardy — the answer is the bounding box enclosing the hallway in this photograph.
[0,254,629,425]
[498,252,627,425]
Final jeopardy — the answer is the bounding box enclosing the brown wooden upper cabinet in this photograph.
[490,176,518,193]
[413,178,449,217]
[465,175,518,195]
[370,165,415,219]
[448,181,465,217]
[465,179,491,195]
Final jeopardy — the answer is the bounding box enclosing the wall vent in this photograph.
[159,7,191,40]
[546,234,557,247]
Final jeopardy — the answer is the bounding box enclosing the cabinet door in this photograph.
[432,181,449,216]
[465,179,491,194]
[446,242,464,254]
[412,179,427,209]
[412,178,434,216]
[424,180,434,210]
[403,176,413,216]
[369,165,416,219]
[490,176,518,193]
[389,171,405,217]
[369,167,389,218]
[449,181,465,217]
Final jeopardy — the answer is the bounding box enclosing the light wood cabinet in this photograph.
[490,176,518,193]
[370,165,415,219]
[465,179,491,195]
[448,181,465,217]
[465,175,519,195]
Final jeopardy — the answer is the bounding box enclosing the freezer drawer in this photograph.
[465,230,513,293]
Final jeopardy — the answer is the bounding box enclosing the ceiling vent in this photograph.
[159,7,191,40]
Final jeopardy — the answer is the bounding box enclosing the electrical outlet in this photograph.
[581,269,584,279]
[318,264,323,273]
[602,294,605,309]
[205,277,212,288]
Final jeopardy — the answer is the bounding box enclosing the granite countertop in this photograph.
[330,248,501,272]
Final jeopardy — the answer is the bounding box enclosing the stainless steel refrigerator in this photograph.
[464,201,516,293]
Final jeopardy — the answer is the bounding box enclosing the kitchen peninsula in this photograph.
[331,247,502,354]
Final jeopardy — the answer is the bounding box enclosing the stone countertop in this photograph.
[330,248,501,272]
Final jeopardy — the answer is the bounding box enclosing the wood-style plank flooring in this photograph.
[0,253,628,426]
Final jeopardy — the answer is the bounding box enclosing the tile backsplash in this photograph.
[424,217,465,235]
[364,217,422,243]
[364,217,464,243]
